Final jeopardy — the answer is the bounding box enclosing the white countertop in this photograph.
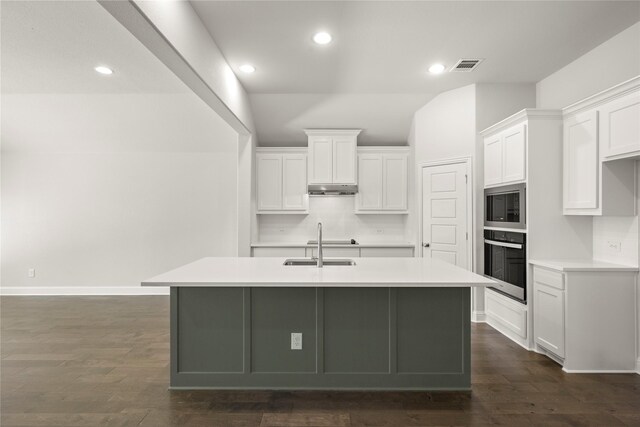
[251,242,415,248]
[142,257,495,288]
[529,259,639,272]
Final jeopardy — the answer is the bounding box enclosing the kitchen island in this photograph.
[143,257,494,390]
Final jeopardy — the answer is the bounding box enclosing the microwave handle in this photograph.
[484,239,523,250]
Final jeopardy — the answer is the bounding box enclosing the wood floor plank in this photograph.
[2,296,639,427]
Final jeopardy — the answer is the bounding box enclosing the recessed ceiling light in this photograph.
[428,63,446,74]
[313,32,332,45]
[239,64,256,73]
[94,66,113,75]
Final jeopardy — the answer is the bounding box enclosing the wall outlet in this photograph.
[28,268,36,278]
[607,240,622,252]
[376,229,384,234]
[291,332,302,350]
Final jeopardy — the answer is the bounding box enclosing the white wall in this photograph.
[536,22,640,110]
[258,197,411,243]
[1,93,239,294]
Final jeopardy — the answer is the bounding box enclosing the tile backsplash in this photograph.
[593,215,639,266]
[257,196,412,243]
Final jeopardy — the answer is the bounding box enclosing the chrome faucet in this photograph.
[317,222,323,268]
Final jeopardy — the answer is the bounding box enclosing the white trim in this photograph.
[357,146,410,153]
[304,129,362,136]
[479,109,562,136]
[562,368,638,374]
[636,357,640,374]
[471,310,486,323]
[563,75,640,116]
[255,147,307,153]
[0,286,169,296]
[417,157,474,272]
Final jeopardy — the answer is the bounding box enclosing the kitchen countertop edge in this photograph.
[529,259,639,272]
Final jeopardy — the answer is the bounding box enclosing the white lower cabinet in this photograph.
[531,264,637,371]
[533,282,565,358]
[252,247,306,258]
[252,246,414,258]
[359,247,414,257]
[306,247,360,258]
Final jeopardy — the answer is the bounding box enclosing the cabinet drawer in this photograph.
[252,248,307,258]
[360,247,414,257]
[307,248,360,258]
[485,290,527,339]
[533,267,564,290]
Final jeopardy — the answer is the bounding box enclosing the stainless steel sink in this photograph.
[283,258,356,266]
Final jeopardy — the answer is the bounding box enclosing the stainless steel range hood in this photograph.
[308,184,358,196]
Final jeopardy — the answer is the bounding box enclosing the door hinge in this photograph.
[465,174,468,183]
[466,232,469,240]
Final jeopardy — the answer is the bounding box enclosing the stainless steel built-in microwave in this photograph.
[484,183,526,230]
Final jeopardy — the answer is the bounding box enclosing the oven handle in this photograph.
[484,239,523,250]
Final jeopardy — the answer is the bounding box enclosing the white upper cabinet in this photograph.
[563,110,599,211]
[256,153,283,211]
[502,123,527,183]
[600,90,640,159]
[306,130,360,185]
[562,77,638,216]
[357,153,383,210]
[483,134,503,187]
[282,154,308,210]
[356,148,409,213]
[308,136,333,184]
[483,123,526,188]
[383,153,408,211]
[256,149,308,214]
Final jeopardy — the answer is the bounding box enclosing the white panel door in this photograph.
[256,154,283,211]
[502,123,526,183]
[600,90,640,158]
[382,153,408,210]
[533,282,565,358]
[422,162,468,268]
[563,110,599,210]
[332,136,357,184]
[357,153,383,210]
[282,154,308,210]
[308,136,333,184]
[484,134,503,187]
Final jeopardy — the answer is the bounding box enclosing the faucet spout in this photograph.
[317,222,323,268]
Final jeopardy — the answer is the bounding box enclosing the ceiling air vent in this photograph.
[450,58,483,72]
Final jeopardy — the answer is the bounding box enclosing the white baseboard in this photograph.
[0,286,169,296]
[636,357,640,375]
[563,368,638,374]
[471,310,486,323]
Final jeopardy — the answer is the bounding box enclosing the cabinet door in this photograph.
[357,153,383,210]
[382,153,408,210]
[256,154,282,211]
[484,134,503,187]
[282,154,308,210]
[563,110,599,210]
[332,136,357,184]
[502,123,526,183]
[600,90,640,159]
[308,136,333,184]
[533,282,565,358]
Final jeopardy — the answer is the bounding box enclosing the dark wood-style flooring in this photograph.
[1,296,639,426]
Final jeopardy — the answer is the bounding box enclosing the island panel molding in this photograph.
[169,286,471,390]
